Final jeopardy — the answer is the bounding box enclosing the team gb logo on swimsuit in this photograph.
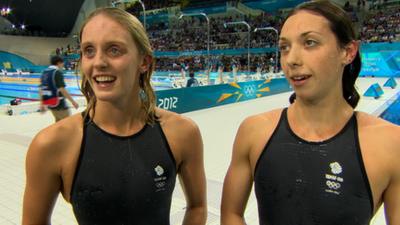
[154,165,167,192]
[325,162,344,195]
[330,162,342,174]
[155,165,164,176]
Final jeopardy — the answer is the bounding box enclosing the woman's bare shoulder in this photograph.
[356,111,400,152]
[29,113,84,156]
[155,108,198,134]
[357,111,400,134]
[240,108,284,132]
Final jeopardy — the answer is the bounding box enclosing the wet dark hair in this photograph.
[285,0,361,108]
[50,55,64,65]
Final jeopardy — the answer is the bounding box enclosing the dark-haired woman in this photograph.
[221,1,400,224]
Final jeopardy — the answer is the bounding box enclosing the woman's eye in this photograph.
[305,40,317,47]
[109,46,122,56]
[279,44,289,52]
[83,47,95,57]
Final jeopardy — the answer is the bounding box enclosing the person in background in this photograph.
[186,70,199,87]
[39,55,78,122]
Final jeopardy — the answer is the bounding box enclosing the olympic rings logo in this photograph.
[155,181,166,188]
[326,180,341,190]
[243,85,256,96]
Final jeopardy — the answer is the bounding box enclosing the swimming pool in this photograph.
[0,70,264,105]
[0,82,81,105]
[0,72,176,105]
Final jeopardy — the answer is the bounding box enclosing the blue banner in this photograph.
[361,42,400,52]
[183,5,227,14]
[360,42,400,77]
[0,51,35,70]
[139,13,170,23]
[154,47,277,57]
[156,78,292,113]
[243,0,305,12]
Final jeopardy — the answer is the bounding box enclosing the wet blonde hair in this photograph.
[79,7,156,124]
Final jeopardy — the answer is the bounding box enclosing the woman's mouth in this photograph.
[93,75,116,88]
[290,75,311,86]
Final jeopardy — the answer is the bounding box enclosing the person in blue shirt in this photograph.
[39,55,79,122]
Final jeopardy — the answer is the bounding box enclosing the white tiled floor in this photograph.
[0,77,398,224]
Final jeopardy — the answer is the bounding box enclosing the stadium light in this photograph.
[254,27,279,73]
[1,7,11,16]
[179,13,210,83]
[224,21,251,74]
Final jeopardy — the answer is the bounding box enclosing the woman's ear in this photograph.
[139,55,153,74]
[343,40,359,65]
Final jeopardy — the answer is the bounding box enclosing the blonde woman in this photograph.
[23,7,206,225]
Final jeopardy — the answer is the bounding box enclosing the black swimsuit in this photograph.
[254,108,373,225]
[70,117,177,225]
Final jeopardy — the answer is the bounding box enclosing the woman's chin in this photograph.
[95,93,119,103]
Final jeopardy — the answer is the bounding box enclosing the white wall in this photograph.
[0,17,12,33]
[0,35,74,65]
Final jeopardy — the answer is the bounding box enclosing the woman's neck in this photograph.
[91,98,146,136]
[287,97,354,141]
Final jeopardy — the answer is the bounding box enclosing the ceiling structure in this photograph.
[0,0,84,36]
